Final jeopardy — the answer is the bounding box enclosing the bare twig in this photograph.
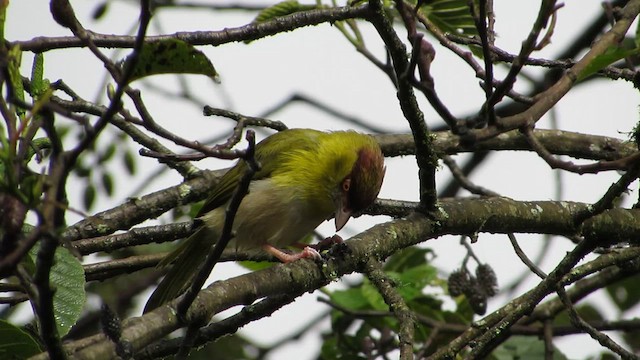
[364,259,415,360]
[523,126,640,174]
[507,233,547,279]
[370,0,438,211]
[17,6,373,53]
[556,286,637,359]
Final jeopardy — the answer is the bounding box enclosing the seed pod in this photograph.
[476,263,499,297]
[466,281,488,315]
[448,269,471,297]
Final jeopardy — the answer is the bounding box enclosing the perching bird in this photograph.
[144,129,385,312]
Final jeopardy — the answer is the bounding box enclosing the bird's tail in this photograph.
[143,227,214,313]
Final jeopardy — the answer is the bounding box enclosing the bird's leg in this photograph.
[262,244,321,263]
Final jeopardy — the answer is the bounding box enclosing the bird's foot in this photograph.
[310,234,344,252]
[263,244,322,263]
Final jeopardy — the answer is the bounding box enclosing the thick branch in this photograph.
[30,198,640,359]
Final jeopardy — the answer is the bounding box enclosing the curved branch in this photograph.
[15,5,372,53]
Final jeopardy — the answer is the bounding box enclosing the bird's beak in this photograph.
[334,207,352,232]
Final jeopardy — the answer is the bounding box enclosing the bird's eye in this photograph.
[342,178,351,192]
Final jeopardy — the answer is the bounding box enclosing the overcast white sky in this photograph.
[7,1,640,358]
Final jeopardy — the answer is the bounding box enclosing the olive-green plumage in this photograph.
[144,129,385,312]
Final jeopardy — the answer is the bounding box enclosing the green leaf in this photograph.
[74,162,92,178]
[409,0,478,37]
[606,274,640,312]
[21,172,45,204]
[578,45,640,81]
[635,19,640,50]
[30,53,50,98]
[253,1,317,24]
[330,287,369,310]
[29,246,86,337]
[50,247,86,336]
[361,281,388,311]
[92,2,109,20]
[238,260,274,271]
[7,46,25,115]
[101,172,114,196]
[121,39,218,83]
[0,320,42,359]
[25,138,52,163]
[492,336,568,360]
[384,246,432,272]
[321,335,367,360]
[83,184,96,210]
[123,150,136,175]
[396,264,437,301]
[0,0,7,44]
[622,327,640,353]
[98,143,117,163]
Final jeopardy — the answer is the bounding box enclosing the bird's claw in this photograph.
[301,246,322,261]
[310,234,344,252]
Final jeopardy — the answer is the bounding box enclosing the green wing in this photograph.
[145,129,324,311]
[196,129,323,217]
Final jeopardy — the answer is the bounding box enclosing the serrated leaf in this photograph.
[410,0,478,37]
[121,39,218,83]
[578,45,640,81]
[83,184,96,210]
[50,247,86,336]
[0,320,42,359]
[29,246,86,337]
[253,1,318,24]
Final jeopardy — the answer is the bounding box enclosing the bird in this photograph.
[144,128,385,312]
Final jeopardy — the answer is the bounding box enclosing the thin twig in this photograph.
[17,5,373,52]
[137,295,298,360]
[472,0,497,125]
[523,126,640,174]
[507,233,547,280]
[556,286,637,359]
[441,155,498,196]
[370,0,438,211]
[364,259,415,360]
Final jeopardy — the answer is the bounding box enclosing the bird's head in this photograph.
[334,146,385,231]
